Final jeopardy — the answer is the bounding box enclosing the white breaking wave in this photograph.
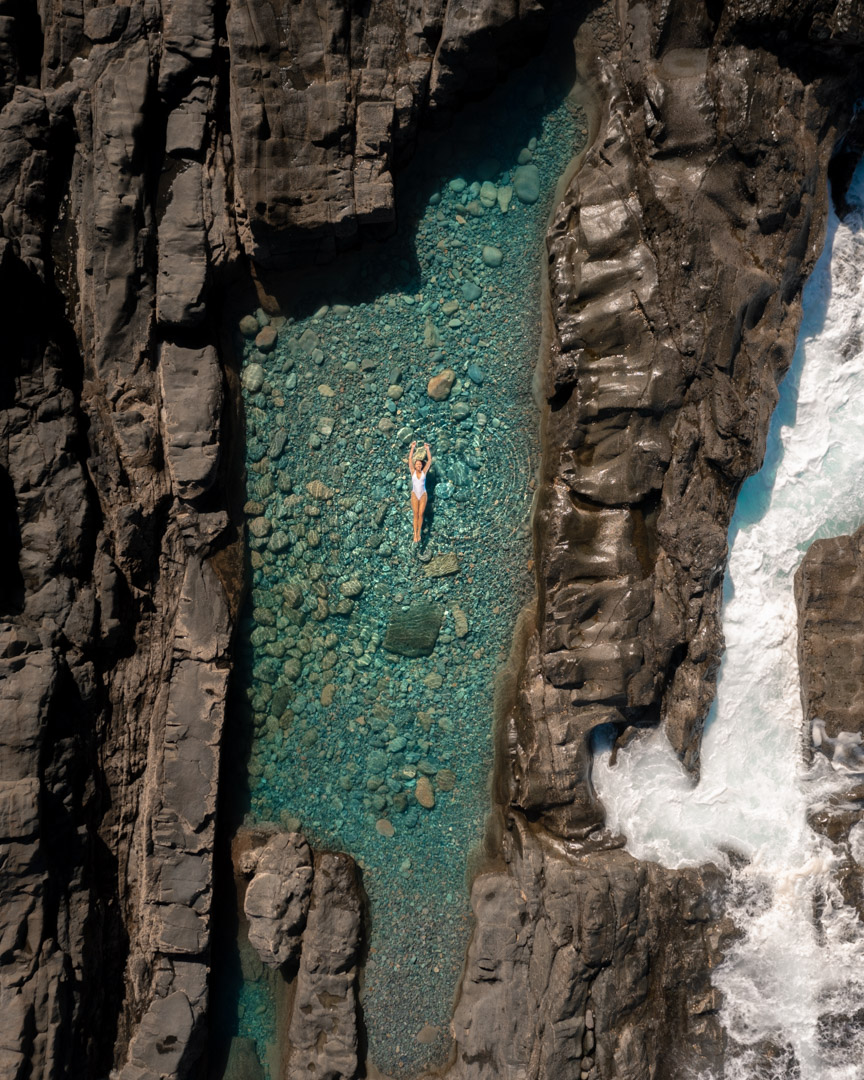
[592,159,864,1078]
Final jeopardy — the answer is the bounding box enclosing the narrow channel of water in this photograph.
[592,161,864,1078]
[227,62,586,1076]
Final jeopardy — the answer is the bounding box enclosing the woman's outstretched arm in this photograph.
[408,440,416,473]
[423,443,433,474]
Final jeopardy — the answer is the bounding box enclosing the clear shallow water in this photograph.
[229,71,585,1076]
[593,160,864,1078]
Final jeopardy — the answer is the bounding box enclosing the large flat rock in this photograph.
[382,601,444,657]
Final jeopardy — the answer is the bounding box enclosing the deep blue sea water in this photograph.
[229,68,585,1077]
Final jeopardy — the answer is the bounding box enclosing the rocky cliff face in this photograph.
[445,4,863,1079]
[796,525,864,922]
[1,0,863,1079]
[1,5,233,1074]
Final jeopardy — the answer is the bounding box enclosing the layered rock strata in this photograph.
[516,0,864,841]
[226,0,553,267]
[0,1,235,1074]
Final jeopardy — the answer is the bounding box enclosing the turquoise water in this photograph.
[230,70,585,1076]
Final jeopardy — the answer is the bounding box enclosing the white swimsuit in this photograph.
[412,470,426,498]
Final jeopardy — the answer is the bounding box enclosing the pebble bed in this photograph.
[230,71,585,1077]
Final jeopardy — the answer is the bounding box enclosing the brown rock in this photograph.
[243,832,314,968]
[255,325,278,352]
[436,769,456,791]
[796,524,864,918]
[383,602,444,657]
[424,552,459,578]
[158,343,222,499]
[156,162,208,329]
[415,776,435,809]
[427,368,456,401]
[306,480,334,499]
[452,604,469,638]
[2,0,862,1076]
[286,853,362,1079]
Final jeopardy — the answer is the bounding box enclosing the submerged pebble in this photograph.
[513,163,541,204]
[415,776,436,809]
[255,326,278,352]
[427,369,456,401]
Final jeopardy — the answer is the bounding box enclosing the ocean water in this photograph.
[593,160,864,1077]
[227,69,586,1076]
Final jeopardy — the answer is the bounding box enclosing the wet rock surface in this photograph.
[383,601,445,657]
[515,0,864,841]
[449,2,864,1079]
[796,524,864,920]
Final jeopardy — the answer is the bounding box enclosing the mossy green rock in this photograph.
[513,163,540,204]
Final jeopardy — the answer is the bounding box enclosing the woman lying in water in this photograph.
[408,441,432,543]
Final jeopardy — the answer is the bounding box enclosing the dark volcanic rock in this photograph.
[514,0,864,844]
[0,1,237,1076]
[445,3,864,1080]
[449,822,722,1080]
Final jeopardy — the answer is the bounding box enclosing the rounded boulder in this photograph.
[427,369,457,401]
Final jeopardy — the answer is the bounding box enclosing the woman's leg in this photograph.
[417,493,427,540]
[411,492,419,542]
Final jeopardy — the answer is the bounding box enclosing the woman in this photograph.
[408,441,432,543]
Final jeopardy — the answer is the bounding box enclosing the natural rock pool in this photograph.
[226,66,586,1076]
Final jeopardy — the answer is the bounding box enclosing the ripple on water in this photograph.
[229,69,585,1077]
